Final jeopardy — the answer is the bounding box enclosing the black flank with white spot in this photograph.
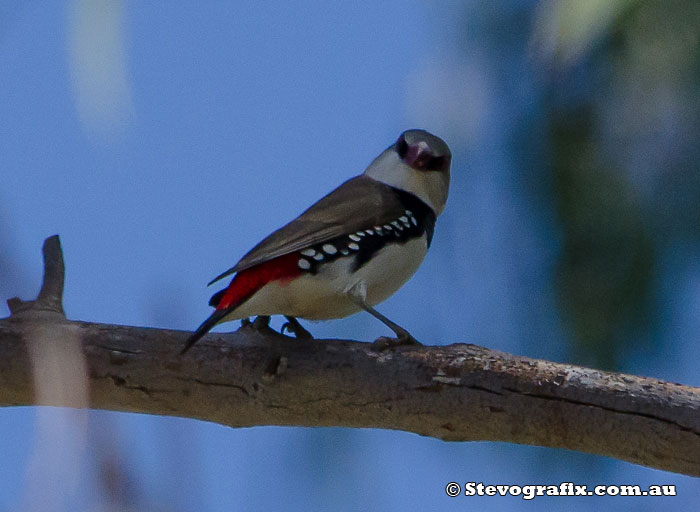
[296,188,436,275]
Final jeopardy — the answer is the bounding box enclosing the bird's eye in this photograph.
[427,156,446,170]
[396,136,409,159]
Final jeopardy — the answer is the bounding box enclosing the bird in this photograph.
[181,129,451,354]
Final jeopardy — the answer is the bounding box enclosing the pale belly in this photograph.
[223,235,428,321]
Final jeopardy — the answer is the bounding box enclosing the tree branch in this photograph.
[1,236,699,476]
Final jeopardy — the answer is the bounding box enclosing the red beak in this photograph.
[403,141,431,168]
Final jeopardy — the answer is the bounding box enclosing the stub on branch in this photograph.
[6,235,65,317]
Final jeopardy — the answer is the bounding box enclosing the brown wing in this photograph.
[208,175,408,285]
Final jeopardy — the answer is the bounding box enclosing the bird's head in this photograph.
[364,129,451,216]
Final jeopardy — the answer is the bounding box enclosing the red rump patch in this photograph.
[215,252,302,311]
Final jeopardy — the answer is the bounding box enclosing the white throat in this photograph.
[363,148,449,216]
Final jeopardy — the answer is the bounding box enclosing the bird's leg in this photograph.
[281,316,313,339]
[252,315,272,331]
[359,303,422,350]
[345,282,421,350]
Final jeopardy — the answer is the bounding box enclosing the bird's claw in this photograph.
[371,334,422,351]
[251,315,272,332]
[281,317,313,339]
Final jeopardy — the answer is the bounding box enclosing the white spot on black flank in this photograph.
[345,187,436,271]
[291,188,436,276]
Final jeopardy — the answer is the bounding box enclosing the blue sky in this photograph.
[1,1,698,510]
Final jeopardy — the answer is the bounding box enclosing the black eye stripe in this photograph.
[396,136,409,159]
[412,153,447,171]
[428,155,447,170]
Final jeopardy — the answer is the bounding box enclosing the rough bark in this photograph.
[1,236,699,477]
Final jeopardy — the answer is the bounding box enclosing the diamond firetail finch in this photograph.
[182,129,451,354]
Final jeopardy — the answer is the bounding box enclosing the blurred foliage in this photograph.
[549,103,655,368]
[537,0,700,368]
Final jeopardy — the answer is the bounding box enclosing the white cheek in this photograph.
[363,151,446,215]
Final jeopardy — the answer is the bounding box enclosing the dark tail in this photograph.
[180,309,230,355]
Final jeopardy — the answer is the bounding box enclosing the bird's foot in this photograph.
[371,331,422,351]
[281,316,313,339]
[250,315,273,332]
